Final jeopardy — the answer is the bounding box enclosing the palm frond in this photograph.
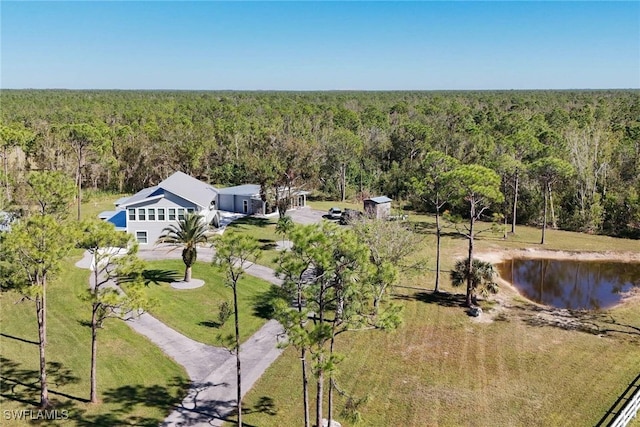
[450,258,498,297]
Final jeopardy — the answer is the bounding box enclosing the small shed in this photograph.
[363,196,392,219]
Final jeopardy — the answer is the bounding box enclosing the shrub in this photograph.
[218,300,233,325]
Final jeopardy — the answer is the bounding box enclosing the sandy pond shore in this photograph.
[476,248,640,264]
[469,248,640,323]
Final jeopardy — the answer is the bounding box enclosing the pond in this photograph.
[496,258,640,310]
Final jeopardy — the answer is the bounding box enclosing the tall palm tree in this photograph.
[156,213,209,282]
[450,258,499,305]
[275,215,294,245]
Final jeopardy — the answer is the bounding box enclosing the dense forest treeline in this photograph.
[1,89,639,238]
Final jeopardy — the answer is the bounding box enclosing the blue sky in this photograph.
[1,1,638,90]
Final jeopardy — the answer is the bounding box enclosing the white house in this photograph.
[100,172,219,246]
[100,171,311,245]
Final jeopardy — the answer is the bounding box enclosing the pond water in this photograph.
[496,259,640,310]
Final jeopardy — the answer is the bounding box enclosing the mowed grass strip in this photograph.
[236,210,640,427]
[225,216,282,270]
[240,287,640,427]
[0,252,189,426]
[140,260,274,346]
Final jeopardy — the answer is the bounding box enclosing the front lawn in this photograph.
[140,259,276,346]
[0,252,189,426]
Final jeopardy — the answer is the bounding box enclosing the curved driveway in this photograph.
[77,244,285,427]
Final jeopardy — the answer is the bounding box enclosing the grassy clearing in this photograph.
[237,210,640,426]
[80,190,130,220]
[0,252,188,426]
[226,216,283,270]
[241,294,640,426]
[139,259,275,346]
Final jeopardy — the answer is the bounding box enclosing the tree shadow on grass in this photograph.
[0,333,39,346]
[1,359,201,426]
[117,268,181,286]
[252,285,289,320]
[394,290,467,308]
[95,377,277,426]
[101,376,190,413]
[258,238,277,251]
[72,412,162,427]
[223,396,278,426]
[411,221,465,239]
[198,320,223,329]
[229,217,272,229]
[212,396,278,427]
[70,376,190,427]
[139,269,182,286]
[0,356,87,407]
[249,396,277,416]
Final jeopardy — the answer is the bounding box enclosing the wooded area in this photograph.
[1,89,638,238]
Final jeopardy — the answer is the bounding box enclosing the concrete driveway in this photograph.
[287,207,329,225]
[78,244,286,427]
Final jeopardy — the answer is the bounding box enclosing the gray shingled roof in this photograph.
[98,210,117,219]
[119,172,218,209]
[366,196,392,204]
[118,186,160,207]
[158,171,219,208]
[218,184,261,197]
[114,196,130,206]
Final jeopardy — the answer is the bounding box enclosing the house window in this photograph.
[148,208,156,221]
[157,208,165,221]
[187,208,194,215]
[168,208,176,220]
[138,208,146,221]
[178,208,185,220]
[135,231,148,244]
[128,208,136,221]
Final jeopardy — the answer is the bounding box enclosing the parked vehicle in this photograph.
[328,207,342,219]
[340,208,364,225]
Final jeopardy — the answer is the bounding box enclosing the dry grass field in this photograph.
[237,208,640,427]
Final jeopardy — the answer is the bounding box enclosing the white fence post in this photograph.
[608,378,640,427]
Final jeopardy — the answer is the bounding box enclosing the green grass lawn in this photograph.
[235,211,640,427]
[80,190,130,220]
[140,259,276,346]
[226,216,283,270]
[0,251,189,426]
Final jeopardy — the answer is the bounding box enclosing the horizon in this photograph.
[2,88,640,92]
[2,2,639,91]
